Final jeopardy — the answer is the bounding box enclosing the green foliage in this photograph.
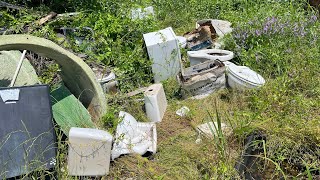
[101,106,119,134]
[38,63,60,85]
[1,0,320,179]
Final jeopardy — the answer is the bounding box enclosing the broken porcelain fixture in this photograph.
[68,127,113,176]
[223,61,235,67]
[226,63,265,90]
[187,49,234,66]
[111,111,157,160]
[144,83,167,122]
[197,122,230,138]
[178,60,226,98]
[98,72,117,93]
[177,36,187,48]
[131,6,155,20]
[91,64,117,94]
[143,27,181,82]
[176,106,190,117]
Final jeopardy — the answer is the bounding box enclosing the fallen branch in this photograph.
[0,1,23,10]
[38,12,57,26]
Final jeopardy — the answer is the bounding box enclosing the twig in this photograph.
[38,12,57,26]
[0,1,23,10]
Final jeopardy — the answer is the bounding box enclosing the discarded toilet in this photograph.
[187,49,234,66]
[112,111,157,160]
[143,27,181,82]
[144,83,167,122]
[68,127,113,176]
[97,71,117,94]
[226,63,265,90]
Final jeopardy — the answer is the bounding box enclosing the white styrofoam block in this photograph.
[144,83,167,122]
[143,27,181,82]
[68,127,113,176]
[112,111,157,160]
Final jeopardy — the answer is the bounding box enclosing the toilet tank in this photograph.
[143,27,181,82]
[144,83,167,122]
[68,128,113,176]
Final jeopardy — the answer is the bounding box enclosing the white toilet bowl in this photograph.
[187,49,234,66]
[226,63,265,90]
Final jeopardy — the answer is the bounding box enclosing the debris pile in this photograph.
[184,22,216,50]
[0,12,267,179]
[178,59,226,98]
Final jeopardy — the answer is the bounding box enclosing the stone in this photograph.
[176,106,190,117]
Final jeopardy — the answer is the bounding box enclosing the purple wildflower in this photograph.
[310,15,317,23]
[255,29,261,36]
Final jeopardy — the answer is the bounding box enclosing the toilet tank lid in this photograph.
[143,27,177,46]
[69,127,113,141]
[227,65,265,85]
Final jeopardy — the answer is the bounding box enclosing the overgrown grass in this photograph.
[1,0,320,179]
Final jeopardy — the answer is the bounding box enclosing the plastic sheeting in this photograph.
[112,111,157,160]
